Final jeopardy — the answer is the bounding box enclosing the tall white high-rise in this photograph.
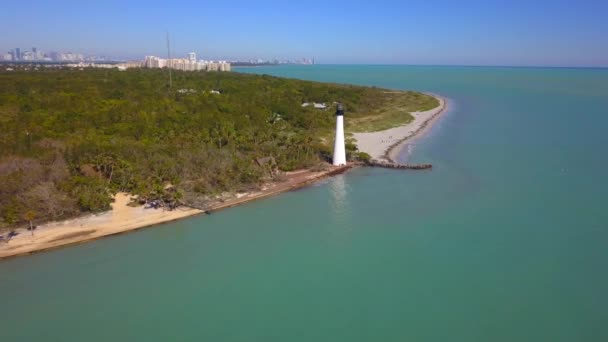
[188,52,196,63]
[333,103,347,166]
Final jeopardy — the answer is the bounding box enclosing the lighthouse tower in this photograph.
[333,103,347,166]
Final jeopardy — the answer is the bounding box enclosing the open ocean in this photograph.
[1,65,607,341]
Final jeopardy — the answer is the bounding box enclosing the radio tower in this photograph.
[166,31,172,88]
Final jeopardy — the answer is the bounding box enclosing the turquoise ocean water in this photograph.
[1,66,607,341]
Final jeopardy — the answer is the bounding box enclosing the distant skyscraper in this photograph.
[188,52,196,63]
[15,48,21,61]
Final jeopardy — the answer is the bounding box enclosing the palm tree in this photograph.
[23,210,37,237]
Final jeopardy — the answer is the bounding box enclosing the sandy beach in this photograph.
[0,165,351,259]
[352,95,447,163]
[0,194,202,259]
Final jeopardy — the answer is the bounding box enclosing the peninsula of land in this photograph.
[0,68,442,259]
[0,95,446,259]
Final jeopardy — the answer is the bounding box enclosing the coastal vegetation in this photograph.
[346,91,438,132]
[0,68,437,229]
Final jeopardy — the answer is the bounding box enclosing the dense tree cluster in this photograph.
[0,68,433,228]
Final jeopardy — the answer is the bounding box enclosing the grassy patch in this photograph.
[346,91,439,132]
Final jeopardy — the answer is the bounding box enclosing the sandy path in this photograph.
[351,95,447,163]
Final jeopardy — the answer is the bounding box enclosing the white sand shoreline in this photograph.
[351,94,447,163]
[0,194,203,260]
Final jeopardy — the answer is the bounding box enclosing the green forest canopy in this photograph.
[0,68,438,228]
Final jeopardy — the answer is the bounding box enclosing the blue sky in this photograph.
[1,0,607,66]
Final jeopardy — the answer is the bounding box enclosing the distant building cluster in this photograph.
[0,46,313,73]
[1,44,314,71]
[0,47,108,62]
[144,52,231,72]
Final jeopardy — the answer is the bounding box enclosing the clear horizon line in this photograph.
[234,63,608,69]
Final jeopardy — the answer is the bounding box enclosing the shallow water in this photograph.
[1,65,607,341]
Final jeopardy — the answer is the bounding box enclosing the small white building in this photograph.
[302,102,327,109]
[178,89,197,94]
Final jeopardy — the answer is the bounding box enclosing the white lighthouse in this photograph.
[333,103,347,166]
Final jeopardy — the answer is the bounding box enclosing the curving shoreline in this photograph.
[352,94,447,163]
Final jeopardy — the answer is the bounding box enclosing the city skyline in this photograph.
[1,46,109,62]
[1,0,608,67]
[0,45,314,65]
